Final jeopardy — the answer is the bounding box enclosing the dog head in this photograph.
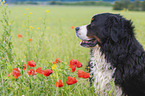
[76,13,134,48]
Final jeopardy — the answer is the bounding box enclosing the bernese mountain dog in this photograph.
[75,13,145,96]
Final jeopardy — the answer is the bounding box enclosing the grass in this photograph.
[0,4,145,96]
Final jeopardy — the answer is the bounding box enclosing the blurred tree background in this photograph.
[5,0,145,11]
[113,0,145,11]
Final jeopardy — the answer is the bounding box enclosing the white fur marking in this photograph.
[90,45,122,96]
[76,25,92,40]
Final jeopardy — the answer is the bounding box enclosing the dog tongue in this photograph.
[80,39,98,47]
[80,40,88,44]
[81,40,96,44]
[82,41,89,43]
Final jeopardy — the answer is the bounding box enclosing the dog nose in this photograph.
[75,27,80,31]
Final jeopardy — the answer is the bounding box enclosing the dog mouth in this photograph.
[80,39,98,47]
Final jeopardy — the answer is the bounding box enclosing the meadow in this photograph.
[0,3,145,96]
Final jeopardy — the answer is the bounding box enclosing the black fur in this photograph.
[86,60,94,88]
[86,49,95,87]
[87,13,145,96]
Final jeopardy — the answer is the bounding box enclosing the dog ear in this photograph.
[110,26,119,42]
[105,15,123,43]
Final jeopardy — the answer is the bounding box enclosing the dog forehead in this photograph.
[91,13,114,24]
[92,13,113,19]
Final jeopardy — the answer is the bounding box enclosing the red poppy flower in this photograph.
[28,60,36,67]
[55,58,61,63]
[82,72,90,78]
[27,69,36,75]
[8,73,11,77]
[66,76,77,85]
[71,26,74,29]
[43,69,53,77]
[55,80,63,87]
[78,70,90,79]
[76,61,82,68]
[23,64,27,70]
[29,38,32,42]
[18,34,22,38]
[52,62,55,64]
[13,68,19,71]
[52,58,61,64]
[69,59,77,66]
[78,70,84,78]
[70,65,76,72]
[69,59,78,72]
[12,68,21,79]
[36,67,43,74]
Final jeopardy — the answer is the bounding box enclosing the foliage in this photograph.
[49,1,112,6]
[141,0,145,10]
[113,0,145,11]
[12,1,112,6]
[0,1,15,67]
[14,1,39,5]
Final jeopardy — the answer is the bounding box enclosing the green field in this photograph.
[0,5,145,96]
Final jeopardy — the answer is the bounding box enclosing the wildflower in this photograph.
[69,59,83,72]
[37,27,40,30]
[43,69,53,77]
[78,70,84,78]
[22,25,25,28]
[90,74,93,78]
[8,73,11,77]
[1,2,3,5]
[66,76,77,85]
[27,69,36,75]
[52,64,57,70]
[47,27,50,30]
[70,65,76,72]
[71,26,74,29]
[55,80,63,87]
[53,58,61,64]
[121,10,124,13]
[78,70,90,79]
[76,61,82,68]
[30,26,33,29]
[18,34,23,38]
[28,60,36,67]
[69,59,77,72]
[30,12,32,14]
[70,59,77,66]
[26,8,29,11]
[36,67,43,74]
[55,58,61,63]
[23,64,27,70]
[52,62,56,64]
[46,10,49,13]
[12,68,21,79]
[3,0,5,3]
[127,9,129,11]
[13,68,19,71]
[29,38,32,41]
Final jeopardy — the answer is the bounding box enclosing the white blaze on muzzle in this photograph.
[76,25,92,41]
